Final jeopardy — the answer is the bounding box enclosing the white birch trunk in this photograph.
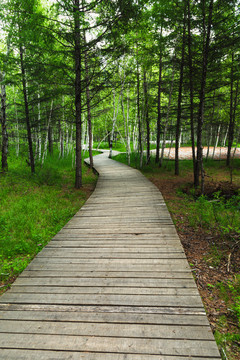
[233,127,240,158]
[223,127,228,147]
[41,100,53,165]
[212,124,221,159]
[109,90,120,158]
[160,68,175,166]
[37,92,42,161]
[126,87,131,165]
[66,124,69,155]
[13,86,20,157]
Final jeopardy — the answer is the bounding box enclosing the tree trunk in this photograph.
[109,90,120,158]
[223,127,228,147]
[187,0,197,183]
[206,125,212,160]
[0,72,8,171]
[84,31,93,168]
[120,73,130,164]
[143,70,150,165]
[74,0,82,189]
[48,125,53,155]
[156,40,162,163]
[126,87,131,165]
[42,100,54,165]
[19,45,35,173]
[137,60,143,168]
[59,96,65,158]
[13,86,20,157]
[195,0,214,189]
[233,126,240,159]
[175,3,187,176]
[36,92,42,161]
[133,98,138,152]
[160,66,175,167]
[226,54,237,166]
[212,124,221,159]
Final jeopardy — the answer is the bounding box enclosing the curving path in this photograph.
[0,152,221,359]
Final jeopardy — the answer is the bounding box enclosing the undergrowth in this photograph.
[215,275,240,359]
[0,150,98,292]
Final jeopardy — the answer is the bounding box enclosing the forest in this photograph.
[0,0,240,358]
[0,0,239,188]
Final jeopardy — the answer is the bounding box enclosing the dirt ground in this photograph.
[150,146,240,160]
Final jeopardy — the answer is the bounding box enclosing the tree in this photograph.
[0,69,8,171]
[175,1,187,176]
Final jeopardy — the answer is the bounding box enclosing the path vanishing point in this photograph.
[0,151,221,359]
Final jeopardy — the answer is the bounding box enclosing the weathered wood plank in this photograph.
[0,349,221,360]
[0,333,221,357]
[30,258,189,265]
[0,310,209,326]
[9,286,199,296]
[24,263,191,272]
[19,270,194,279]
[0,293,203,307]
[14,277,195,288]
[0,320,215,340]
[0,303,206,315]
[57,228,177,234]
[38,250,186,258]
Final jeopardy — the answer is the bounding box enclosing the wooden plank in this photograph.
[9,286,199,296]
[0,303,206,315]
[24,263,190,272]
[0,320,215,340]
[14,277,195,288]
[0,310,210,326]
[57,228,178,234]
[19,270,194,279]
[30,258,189,265]
[51,233,180,238]
[46,243,183,248]
[39,250,185,257]
[0,293,203,307]
[0,349,221,360]
[0,333,221,357]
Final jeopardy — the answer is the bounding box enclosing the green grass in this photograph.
[0,150,98,291]
[94,141,127,152]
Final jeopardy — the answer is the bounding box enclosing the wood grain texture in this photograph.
[0,151,221,359]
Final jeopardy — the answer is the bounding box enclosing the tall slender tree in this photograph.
[175,1,187,176]
[195,0,214,191]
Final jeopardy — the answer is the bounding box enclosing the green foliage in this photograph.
[187,193,240,239]
[0,150,97,286]
[215,276,240,359]
[217,276,240,322]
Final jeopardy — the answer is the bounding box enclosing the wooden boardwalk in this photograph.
[0,152,221,359]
